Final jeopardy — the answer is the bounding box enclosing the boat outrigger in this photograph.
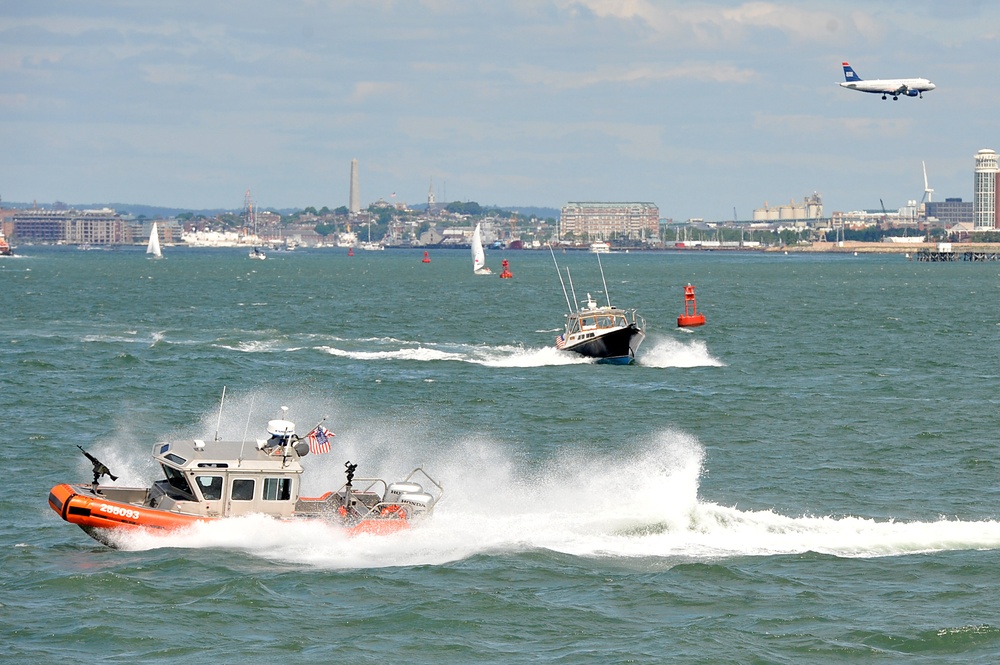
[48,410,442,547]
[550,246,645,364]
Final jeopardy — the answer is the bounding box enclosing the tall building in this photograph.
[559,202,659,242]
[349,158,360,215]
[973,148,999,230]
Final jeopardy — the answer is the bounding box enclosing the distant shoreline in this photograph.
[765,241,1000,254]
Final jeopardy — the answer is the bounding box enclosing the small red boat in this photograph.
[48,411,442,547]
[677,283,706,327]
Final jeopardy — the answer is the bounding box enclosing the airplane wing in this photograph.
[893,84,909,95]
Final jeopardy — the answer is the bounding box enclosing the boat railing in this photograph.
[335,477,388,498]
[353,468,443,522]
[404,467,444,500]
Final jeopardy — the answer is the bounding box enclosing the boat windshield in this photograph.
[161,465,196,499]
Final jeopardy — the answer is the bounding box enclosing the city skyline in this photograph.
[2,2,999,221]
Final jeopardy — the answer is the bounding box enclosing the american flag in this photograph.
[307,425,335,455]
[555,334,566,349]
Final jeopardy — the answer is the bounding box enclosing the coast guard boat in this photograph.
[550,246,645,364]
[48,411,442,547]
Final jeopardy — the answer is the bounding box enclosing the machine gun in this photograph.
[77,445,118,488]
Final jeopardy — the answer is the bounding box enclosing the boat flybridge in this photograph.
[49,409,442,547]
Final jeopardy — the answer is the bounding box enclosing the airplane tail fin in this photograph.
[842,62,862,82]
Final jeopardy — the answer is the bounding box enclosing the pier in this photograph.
[915,250,1000,262]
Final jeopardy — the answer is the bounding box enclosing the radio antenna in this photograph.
[214,386,227,441]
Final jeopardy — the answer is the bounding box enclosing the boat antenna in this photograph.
[566,267,578,311]
[278,406,290,460]
[596,252,612,307]
[548,243,573,313]
[214,386,227,441]
[237,394,256,465]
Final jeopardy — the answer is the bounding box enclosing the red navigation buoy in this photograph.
[422,251,431,263]
[499,258,513,279]
[677,283,706,327]
[348,247,354,256]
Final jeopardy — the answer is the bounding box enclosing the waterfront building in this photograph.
[973,148,999,230]
[559,202,659,242]
[925,198,973,228]
[12,208,127,244]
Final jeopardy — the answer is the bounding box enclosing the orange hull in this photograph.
[48,483,205,533]
[48,483,409,543]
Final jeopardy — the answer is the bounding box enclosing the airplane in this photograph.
[838,62,936,100]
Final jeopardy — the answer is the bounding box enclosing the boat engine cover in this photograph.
[384,482,423,503]
[398,492,434,511]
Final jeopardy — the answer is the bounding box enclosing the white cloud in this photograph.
[753,113,915,140]
[349,81,405,103]
[554,0,874,45]
[511,61,756,89]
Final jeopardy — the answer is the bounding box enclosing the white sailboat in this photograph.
[146,222,163,258]
[471,223,491,274]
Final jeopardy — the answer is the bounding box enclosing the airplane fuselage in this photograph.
[838,62,935,100]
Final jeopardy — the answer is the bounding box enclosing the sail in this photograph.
[471,223,487,273]
[146,223,162,258]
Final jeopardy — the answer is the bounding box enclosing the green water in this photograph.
[3,246,1000,663]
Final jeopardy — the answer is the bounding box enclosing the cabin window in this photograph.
[231,479,255,501]
[263,477,292,501]
[196,475,223,501]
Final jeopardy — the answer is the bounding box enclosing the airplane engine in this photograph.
[905,90,920,97]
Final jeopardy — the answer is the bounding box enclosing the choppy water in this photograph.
[3,246,1000,663]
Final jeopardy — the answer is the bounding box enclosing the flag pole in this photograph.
[306,415,329,436]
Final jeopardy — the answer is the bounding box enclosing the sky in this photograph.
[2,1,999,221]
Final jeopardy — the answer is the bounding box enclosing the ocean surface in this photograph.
[2,245,1000,663]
